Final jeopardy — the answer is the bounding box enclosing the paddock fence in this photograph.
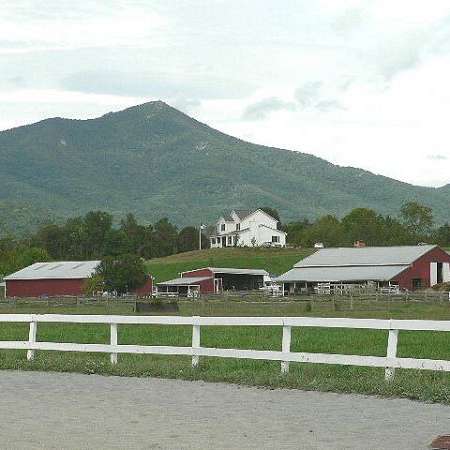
[0,314,449,381]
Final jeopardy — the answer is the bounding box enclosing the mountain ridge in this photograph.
[0,101,449,235]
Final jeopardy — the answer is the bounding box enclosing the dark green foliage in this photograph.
[1,101,449,236]
[177,226,199,253]
[0,237,49,277]
[286,201,449,248]
[96,254,147,295]
[401,201,434,238]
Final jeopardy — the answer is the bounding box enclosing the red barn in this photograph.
[4,261,154,298]
[278,245,450,293]
[156,267,269,296]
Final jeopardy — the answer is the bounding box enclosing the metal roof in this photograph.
[157,276,212,286]
[208,267,268,276]
[180,267,269,277]
[276,265,408,283]
[4,261,101,281]
[294,245,437,268]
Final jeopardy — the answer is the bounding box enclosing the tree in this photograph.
[301,215,343,247]
[83,274,104,296]
[152,218,178,257]
[83,211,113,258]
[284,219,311,246]
[95,254,147,295]
[435,223,450,247]
[177,226,199,253]
[400,201,433,237]
[341,208,384,245]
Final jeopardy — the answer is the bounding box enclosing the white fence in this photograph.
[0,314,450,381]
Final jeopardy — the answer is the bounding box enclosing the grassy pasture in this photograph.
[145,247,314,281]
[0,299,450,403]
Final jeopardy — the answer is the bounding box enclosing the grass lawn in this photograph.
[0,299,450,404]
[145,247,314,281]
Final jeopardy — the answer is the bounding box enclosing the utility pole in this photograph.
[199,224,206,250]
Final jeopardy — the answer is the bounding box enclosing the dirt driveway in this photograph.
[0,371,448,449]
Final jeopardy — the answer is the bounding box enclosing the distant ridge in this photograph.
[0,101,449,234]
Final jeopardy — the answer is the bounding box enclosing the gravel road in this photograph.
[0,370,448,449]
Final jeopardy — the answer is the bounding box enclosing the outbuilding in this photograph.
[156,267,269,296]
[4,261,154,298]
[277,245,450,294]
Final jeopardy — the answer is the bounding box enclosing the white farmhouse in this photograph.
[209,209,286,248]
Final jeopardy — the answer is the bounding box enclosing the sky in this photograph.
[1,0,450,188]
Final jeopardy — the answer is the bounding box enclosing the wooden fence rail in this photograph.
[0,314,449,381]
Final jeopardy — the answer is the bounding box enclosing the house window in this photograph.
[412,278,422,290]
[211,238,216,245]
[220,224,225,232]
[272,235,280,243]
[227,236,233,245]
[236,223,240,231]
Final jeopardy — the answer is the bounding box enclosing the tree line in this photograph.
[0,212,207,277]
[283,202,450,248]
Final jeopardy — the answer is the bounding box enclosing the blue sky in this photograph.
[1,0,450,187]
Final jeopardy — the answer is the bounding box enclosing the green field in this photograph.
[145,247,313,282]
[0,299,450,404]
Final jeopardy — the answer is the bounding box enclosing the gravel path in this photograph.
[0,371,448,449]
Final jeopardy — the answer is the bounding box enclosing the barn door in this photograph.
[443,263,450,282]
[430,262,438,286]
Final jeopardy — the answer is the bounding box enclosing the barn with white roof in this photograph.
[277,245,450,294]
[4,261,101,297]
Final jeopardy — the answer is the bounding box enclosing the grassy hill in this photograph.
[145,247,314,282]
[1,100,449,235]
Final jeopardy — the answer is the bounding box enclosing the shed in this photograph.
[277,245,450,293]
[156,267,269,296]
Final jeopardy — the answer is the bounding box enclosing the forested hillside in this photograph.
[1,101,449,235]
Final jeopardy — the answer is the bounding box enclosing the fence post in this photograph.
[281,321,292,375]
[27,319,37,361]
[192,316,201,368]
[385,328,399,381]
[110,323,118,364]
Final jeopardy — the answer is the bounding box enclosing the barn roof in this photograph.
[4,261,101,281]
[182,267,268,276]
[157,276,212,286]
[294,245,437,268]
[277,265,408,283]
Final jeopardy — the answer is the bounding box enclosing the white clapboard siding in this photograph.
[0,314,449,381]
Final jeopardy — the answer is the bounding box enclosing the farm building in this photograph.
[277,245,450,294]
[156,267,269,296]
[4,261,153,298]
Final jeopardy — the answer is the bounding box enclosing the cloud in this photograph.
[295,82,323,108]
[295,82,344,112]
[61,71,255,100]
[242,97,296,120]
[0,1,167,53]
[427,154,448,161]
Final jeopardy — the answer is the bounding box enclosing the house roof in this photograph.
[232,209,253,220]
[294,245,437,268]
[4,261,101,281]
[157,276,212,286]
[276,265,408,283]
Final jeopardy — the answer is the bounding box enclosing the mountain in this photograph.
[0,101,449,235]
